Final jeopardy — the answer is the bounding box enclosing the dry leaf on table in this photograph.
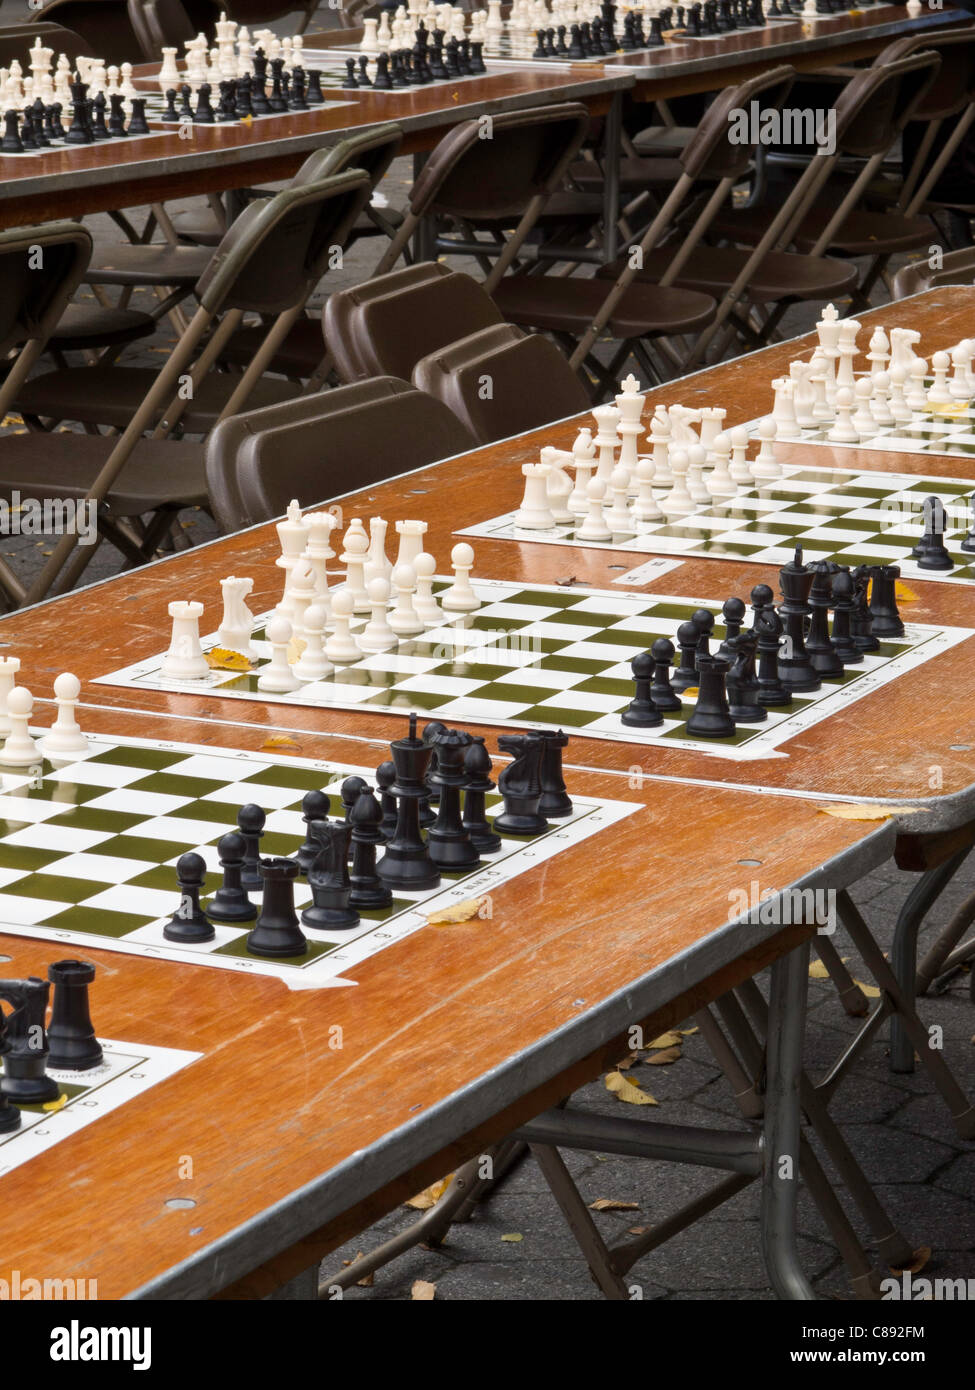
[261,734,301,751]
[817,804,924,822]
[205,647,253,672]
[425,896,491,925]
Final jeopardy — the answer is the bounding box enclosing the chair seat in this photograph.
[713,203,932,255]
[15,367,301,432]
[219,317,324,376]
[569,155,686,191]
[632,125,696,154]
[84,243,213,287]
[597,246,858,301]
[48,303,156,351]
[170,208,226,246]
[492,275,715,337]
[0,434,206,516]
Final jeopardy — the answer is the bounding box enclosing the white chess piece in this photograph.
[771,378,799,438]
[293,605,334,682]
[160,600,209,680]
[808,349,832,424]
[217,576,257,659]
[304,512,337,616]
[749,417,782,480]
[660,448,695,520]
[870,371,894,427]
[790,359,817,428]
[649,410,673,486]
[631,457,663,524]
[275,498,309,585]
[358,578,398,650]
[698,406,726,452]
[576,477,612,540]
[604,465,633,530]
[728,425,753,485]
[2,687,40,768]
[827,386,858,443]
[515,463,555,529]
[38,672,88,757]
[950,339,974,400]
[591,404,620,481]
[706,433,737,498]
[888,364,913,424]
[394,518,428,571]
[852,377,877,437]
[257,613,301,692]
[907,357,928,413]
[324,590,363,664]
[388,563,425,636]
[441,543,479,612]
[889,326,922,375]
[340,526,372,613]
[0,656,21,738]
[614,373,645,481]
[365,516,393,583]
[867,326,890,385]
[927,350,953,410]
[159,47,180,91]
[685,444,710,504]
[568,427,597,516]
[834,318,861,392]
[412,552,443,626]
[285,559,317,644]
[542,448,575,523]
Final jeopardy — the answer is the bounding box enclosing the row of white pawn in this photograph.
[0,659,88,767]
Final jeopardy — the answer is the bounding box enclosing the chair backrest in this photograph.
[324,265,505,382]
[874,26,975,119]
[412,323,590,446]
[206,377,474,529]
[679,65,796,181]
[128,0,198,61]
[891,247,975,299]
[0,21,95,65]
[195,167,372,314]
[29,0,149,63]
[312,122,403,186]
[831,50,941,158]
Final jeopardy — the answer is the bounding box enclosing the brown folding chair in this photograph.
[412,323,590,446]
[206,377,474,529]
[891,246,975,298]
[323,264,506,383]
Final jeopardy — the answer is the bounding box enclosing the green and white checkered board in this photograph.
[457,468,975,584]
[0,731,637,987]
[745,401,975,462]
[94,579,974,763]
[0,1038,199,1179]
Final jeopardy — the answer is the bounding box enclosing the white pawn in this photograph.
[605,464,633,530]
[661,448,695,519]
[852,377,877,437]
[160,600,209,681]
[927,350,953,410]
[340,525,371,612]
[257,614,301,692]
[514,463,555,529]
[359,578,398,651]
[388,563,424,636]
[324,590,363,664]
[0,656,21,737]
[685,443,710,504]
[888,364,913,424]
[728,425,753,485]
[907,357,929,413]
[827,386,858,443]
[576,477,612,540]
[38,672,88,757]
[2,688,40,768]
[706,433,737,498]
[293,605,334,682]
[441,543,479,613]
[631,457,663,524]
[749,417,782,480]
[949,339,974,399]
[413,552,442,626]
[870,371,894,427]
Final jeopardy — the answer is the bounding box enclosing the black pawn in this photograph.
[539,729,573,817]
[462,736,501,853]
[50,103,66,140]
[375,760,397,840]
[237,803,266,891]
[163,88,180,121]
[830,568,862,665]
[717,596,746,659]
[108,93,127,136]
[349,790,393,909]
[194,83,215,123]
[248,857,307,957]
[622,651,663,727]
[303,822,360,928]
[692,608,715,662]
[32,98,51,146]
[494,733,548,836]
[915,495,954,571]
[237,72,255,117]
[20,106,38,150]
[374,53,392,89]
[427,728,480,870]
[46,960,102,1071]
[41,102,58,143]
[672,619,701,692]
[165,852,215,942]
[686,654,736,739]
[90,91,110,140]
[178,84,194,120]
[297,790,331,874]
[207,832,257,923]
[128,98,149,135]
[355,57,372,89]
[650,638,682,712]
[1,111,23,155]
[868,564,905,638]
[306,69,325,104]
[343,57,359,88]
[341,775,369,822]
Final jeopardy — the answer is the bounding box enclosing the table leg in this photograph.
[600,91,622,266]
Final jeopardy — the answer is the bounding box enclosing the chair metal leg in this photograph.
[813,934,870,1017]
[528,1143,631,1299]
[916,888,975,992]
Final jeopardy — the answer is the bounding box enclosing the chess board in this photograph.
[745,402,975,462]
[0,1037,199,1178]
[93,578,973,761]
[0,731,637,988]
[141,87,355,119]
[459,468,975,584]
[0,124,172,157]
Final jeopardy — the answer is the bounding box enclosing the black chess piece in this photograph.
[672,618,702,692]
[291,66,310,105]
[830,568,862,665]
[1,111,24,154]
[753,602,791,708]
[539,729,572,817]
[377,714,441,891]
[622,651,662,727]
[374,53,393,89]
[32,98,51,145]
[686,654,736,738]
[90,91,110,140]
[868,564,905,638]
[444,36,461,75]
[805,561,845,679]
[65,81,93,144]
[494,733,548,836]
[533,27,548,57]
[349,789,393,909]
[236,72,255,117]
[248,857,308,956]
[341,775,369,822]
[269,58,289,107]
[568,23,585,57]
[692,607,715,662]
[207,832,258,923]
[725,632,766,723]
[960,493,975,553]
[650,637,682,712]
[850,565,880,652]
[20,105,38,150]
[215,81,236,121]
[45,960,102,1071]
[427,728,480,870]
[777,545,821,691]
[717,595,746,658]
[0,978,59,1104]
[621,11,637,46]
[237,803,266,891]
[41,101,58,143]
[375,760,398,839]
[302,822,360,928]
[251,67,272,115]
[178,84,194,119]
[297,790,331,874]
[50,103,66,140]
[420,721,444,820]
[429,33,448,79]
[632,10,648,44]
[108,93,127,136]
[915,496,954,571]
[128,98,149,134]
[648,15,665,44]
[306,69,325,104]
[194,83,215,123]
[461,736,501,853]
[165,852,216,942]
[389,51,408,87]
[163,88,180,121]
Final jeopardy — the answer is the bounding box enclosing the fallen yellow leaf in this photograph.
[605,1070,658,1106]
[260,735,301,751]
[890,1246,932,1275]
[411,1280,436,1300]
[589,1198,640,1212]
[500,1232,523,1242]
[809,960,830,979]
[817,803,925,822]
[286,636,307,664]
[425,896,490,925]
[405,1175,452,1211]
[42,1092,68,1113]
[615,1051,639,1071]
[645,1045,682,1065]
[852,979,882,998]
[678,1027,699,1036]
[895,581,919,602]
[205,647,253,672]
[648,1031,682,1048]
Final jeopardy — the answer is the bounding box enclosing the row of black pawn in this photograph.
[623,554,904,739]
[1,89,149,152]
[164,66,325,125]
[165,718,573,959]
[0,960,102,1132]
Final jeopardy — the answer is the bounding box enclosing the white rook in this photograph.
[161,601,209,680]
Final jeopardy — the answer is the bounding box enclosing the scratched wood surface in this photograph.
[0,702,888,1297]
[6,290,974,810]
